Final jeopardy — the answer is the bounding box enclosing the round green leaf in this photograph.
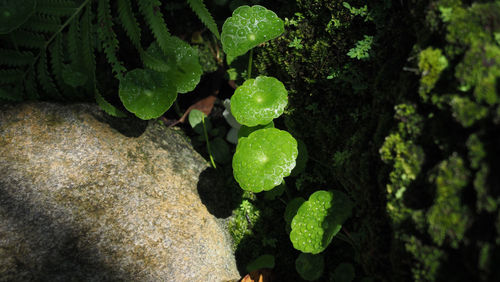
[119,68,177,120]
[233,128,298,192]
[238,121,274,139]
[231,76,287,126]
[284,197,305,234]
[0,0,35,34]
[145,37,202,93]
[290,190,353,254]
[246,254,275,273]
[221,5,284,57]
[331,263,355,282]
[295,253,324,281]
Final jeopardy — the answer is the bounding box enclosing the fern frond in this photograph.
[186,0,220,39]
[0,69,24,84]
[138,0,174,53]
[117,0,142,49]
[97,0,126,80]
[81,5,96,92]
[9,30,46,49]
[95,89,127,117]
[22,14,61,33]
[0,49,34,66]
[37,0,78,16]
[37,49,61,98]
[24,70,39,99]
[49,33,69,95]
[67,17,82,67]
[0,86,24,102]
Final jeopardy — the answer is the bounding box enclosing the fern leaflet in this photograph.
[138,0,174,54]
[95,89,127,117]
[0,50,34,66]
[9,30,46,49]
[117,0,142,49]
[186,0,220,39]
[22,14,61,33]
[37,49,61,98]
[37,0,78,16]
[98,0,126,80]
[0,69,24,84]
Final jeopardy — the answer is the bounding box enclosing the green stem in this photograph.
[202,116,216,168]
[247,49,253,80]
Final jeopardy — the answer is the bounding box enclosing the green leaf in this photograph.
[0,0,35,34]
[246,254,275,273]
[189,109,209,134]
[145,37,203,93]
[237,121,274,139]
[211,137,231,164]
[231,76,288,126]
[284,197,306,226]
[119,68,177,120]
[290,190,353,254]
[331,263,355,282]
[295,253,324,281]
[221,5,284,57]
[232,128,297,192]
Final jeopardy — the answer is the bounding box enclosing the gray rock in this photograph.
[0,102,240,281]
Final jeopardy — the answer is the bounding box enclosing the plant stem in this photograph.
[202,116,217,168]
[247,49,253,80]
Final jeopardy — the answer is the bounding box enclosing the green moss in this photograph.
[474,164,497,213]
[427,154,470,248]
[449,96,488,127]
[466,134,485,170]
[403,235,444,282]
[418,48,448,100]
[228,199,260,250]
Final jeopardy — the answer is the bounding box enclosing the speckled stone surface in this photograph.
[0,102,239,281]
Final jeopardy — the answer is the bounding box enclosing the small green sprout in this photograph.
[347,35,373,60]
[221,5,284,57]
[119,68,177,120]
[232,128,298,192]
[145,37,203,93]
[230,76,288,127]
[295,253,324,281]
[290,190,353,254]
[0,0,35,34]
[289,37,304,49]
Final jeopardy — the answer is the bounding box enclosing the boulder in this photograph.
[0,102,239,281]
